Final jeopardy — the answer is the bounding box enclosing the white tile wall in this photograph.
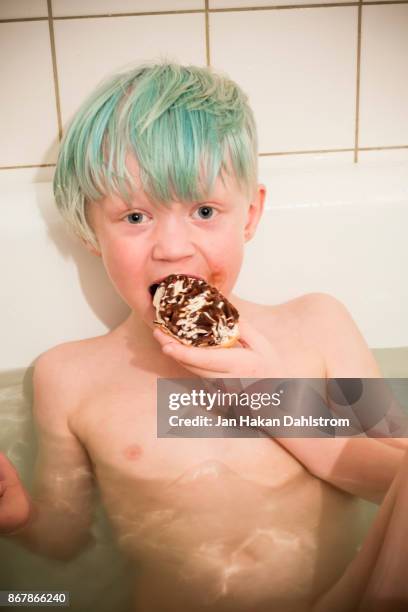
[0,1,407,178]
[52,0,204,17]
[0,167,55,185]
[54,13,206,127]
[359,149,408,164]
[210,7,358,152]
[0,0,47,19]
[258,152,353,173]
[359,4,408,148]
[0,21,59,167]
[210,0,350,7]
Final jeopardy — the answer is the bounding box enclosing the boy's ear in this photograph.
[244,183,266,242]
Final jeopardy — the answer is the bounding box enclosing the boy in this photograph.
[1,61,408,612]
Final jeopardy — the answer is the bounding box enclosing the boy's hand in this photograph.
[153,316,282,378]
[0,452,33,535]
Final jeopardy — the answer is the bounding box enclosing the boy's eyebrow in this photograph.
[109,194,149,212]
[110,186,234,212]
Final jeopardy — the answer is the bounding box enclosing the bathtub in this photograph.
[0,160,407,610]
[1,160,408,372]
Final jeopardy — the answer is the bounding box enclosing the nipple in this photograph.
[123,444,143,461]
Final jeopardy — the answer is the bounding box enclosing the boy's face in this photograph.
[85,155,266,330]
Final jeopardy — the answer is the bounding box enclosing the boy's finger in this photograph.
[237,317,272,352]
[152,327,182,348]
[161,342,232,373]
[162,338,254,373]
[169,358,229,378]
[0,453,19,485]
[154,337,230,376]
[153,326,248,370]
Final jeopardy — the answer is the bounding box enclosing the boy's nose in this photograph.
[151,220,195,261]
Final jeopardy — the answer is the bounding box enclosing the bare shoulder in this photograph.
[33,334,111,421]
[34,334,108,377]
[288,292,382,377]
[290,291,363,347]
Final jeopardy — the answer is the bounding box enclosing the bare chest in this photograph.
[72,321,326,487]
[70,335,365,606]
[72,362,364,608]
[66,305,368,608]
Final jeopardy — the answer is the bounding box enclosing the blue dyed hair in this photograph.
[53,59,259,248]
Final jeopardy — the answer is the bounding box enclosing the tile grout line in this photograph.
[0,164,56,171]
[358,145,408,150]
[1,146,407,171]
[1,0,407,171]
[205,0,211,67]
[259,146,408,155]
[354,0,363,163]
[207,1,408,7]
[1,2,408,23]
[46,0,63,143]
[260,148,356,155]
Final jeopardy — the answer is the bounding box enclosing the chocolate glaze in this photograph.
[152,274,239,347]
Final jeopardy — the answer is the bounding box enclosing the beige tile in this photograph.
[359,149,408,164]
[54,13,206,128]
[210,7,358,153]
[0,0,47,19]
[359,5,408,148]
[0,22,59,166]
[0,166,55,185]
[210,0,351,7]
[259,151,353,172]
[52,0,204,17]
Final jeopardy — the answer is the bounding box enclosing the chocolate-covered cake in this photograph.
[151,274,240,348]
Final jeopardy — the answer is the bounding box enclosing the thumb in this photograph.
[237,316,272,353]
[0,452,19,484]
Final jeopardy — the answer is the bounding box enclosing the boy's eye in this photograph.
[124,206,216,224]
[125,212,146,224]
[194,205,216,220]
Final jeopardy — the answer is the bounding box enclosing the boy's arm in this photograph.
[2,347,96,561]
[273,293,408,505]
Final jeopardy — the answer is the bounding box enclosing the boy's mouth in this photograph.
[149,283,160,298]
[148,274,206,300]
